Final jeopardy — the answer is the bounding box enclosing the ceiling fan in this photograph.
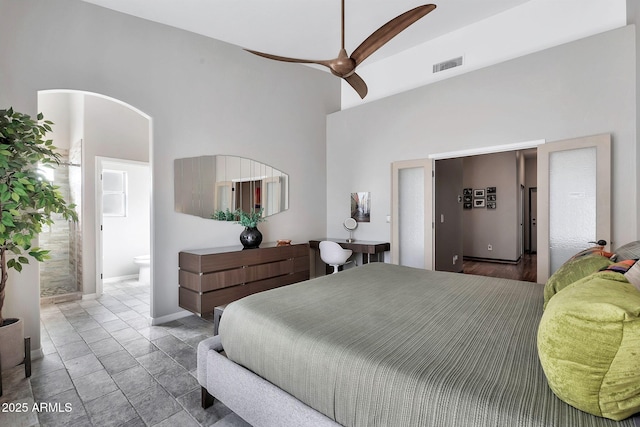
[245,1,437,99]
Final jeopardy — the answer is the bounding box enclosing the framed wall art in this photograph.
[474,199,485,208]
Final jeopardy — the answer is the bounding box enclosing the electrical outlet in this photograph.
[487,244,493,251]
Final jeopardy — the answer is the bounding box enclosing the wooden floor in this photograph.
[462,253,537,283]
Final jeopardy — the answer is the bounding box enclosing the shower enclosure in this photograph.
[39,150,82,301]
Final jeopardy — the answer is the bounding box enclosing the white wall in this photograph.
[37,92,72,151]
[327,27,638,264]
[102,160,150,279]
[343,0,627,108]
[0,0,339,348]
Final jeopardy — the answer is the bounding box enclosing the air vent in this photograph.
[433,56,463,73]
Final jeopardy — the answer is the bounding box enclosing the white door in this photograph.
[537,134,611,283]
[391,159,433,269]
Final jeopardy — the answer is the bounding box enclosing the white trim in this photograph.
[82,293,99,300]
[103,274,138,284]
[151,310,193,326]
[428,139,545,160]
[31,348,44,361]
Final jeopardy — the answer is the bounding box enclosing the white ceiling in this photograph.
[80,0,532,65]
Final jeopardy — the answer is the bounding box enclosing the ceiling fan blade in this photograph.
[350,4,436,66]
[344,72,368,99]
[245,49,331,68]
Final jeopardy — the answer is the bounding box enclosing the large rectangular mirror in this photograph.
[174,155,289,219]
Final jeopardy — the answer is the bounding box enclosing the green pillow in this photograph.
[537,273,640,421]
[543,254,614,309]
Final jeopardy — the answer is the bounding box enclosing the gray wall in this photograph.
[462,152,519,261]
[0,0,340,348]
[327,26,638,262]
[434,158,463,272]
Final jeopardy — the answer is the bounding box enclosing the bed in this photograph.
[197,262,640,427]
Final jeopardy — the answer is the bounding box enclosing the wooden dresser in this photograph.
[178,242,310,317]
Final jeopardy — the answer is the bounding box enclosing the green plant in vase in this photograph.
[236,208,265,249]
[0,108,78,371]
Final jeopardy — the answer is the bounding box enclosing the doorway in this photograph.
[37,90,152,307]
[96,158,151,299]
[433,149,537,282]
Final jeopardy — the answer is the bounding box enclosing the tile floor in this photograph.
[0,279,251,427]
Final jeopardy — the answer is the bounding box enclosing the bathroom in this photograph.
[37,91,151,303]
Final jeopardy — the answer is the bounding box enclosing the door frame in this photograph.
[528,187,537,254]
[428,139,544,275]
[95,156,151,297]
[536,134,611,283]
[391,158,433,269]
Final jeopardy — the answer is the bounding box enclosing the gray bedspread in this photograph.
[219,263,638,427]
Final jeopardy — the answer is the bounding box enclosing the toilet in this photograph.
[133,255,151,284]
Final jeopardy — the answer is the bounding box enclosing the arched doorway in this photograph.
[37,90,152,314]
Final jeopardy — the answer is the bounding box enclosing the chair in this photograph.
[319,241,355,274]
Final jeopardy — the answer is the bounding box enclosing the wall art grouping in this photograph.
[463,187,496,210]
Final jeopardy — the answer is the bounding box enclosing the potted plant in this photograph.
[0,108,77,373]
[236,208,265,249]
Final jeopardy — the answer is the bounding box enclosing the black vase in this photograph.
[240,227,262,249]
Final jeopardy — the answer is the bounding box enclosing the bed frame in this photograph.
[197,336,339,427]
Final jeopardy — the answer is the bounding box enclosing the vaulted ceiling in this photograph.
[80,0,531,66]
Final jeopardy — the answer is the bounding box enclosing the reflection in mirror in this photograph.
[174,155,289,220]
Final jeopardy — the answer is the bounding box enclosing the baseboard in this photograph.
[82,293,99,300]
[151,310,193,326]
[103,274,138,284]
[31,347,44,361]
[463,255,521,265]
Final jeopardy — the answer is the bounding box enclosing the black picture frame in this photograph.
[486,187,496,194]
[487,202,497,209]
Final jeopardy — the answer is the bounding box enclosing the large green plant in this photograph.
[0,108,77,327]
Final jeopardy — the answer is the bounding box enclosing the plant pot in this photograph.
[0,318,24,370]
[240,227,262,249]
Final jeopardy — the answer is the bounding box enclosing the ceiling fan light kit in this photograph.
[245,1,437,99]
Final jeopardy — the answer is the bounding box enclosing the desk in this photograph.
[309,238,390,265]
